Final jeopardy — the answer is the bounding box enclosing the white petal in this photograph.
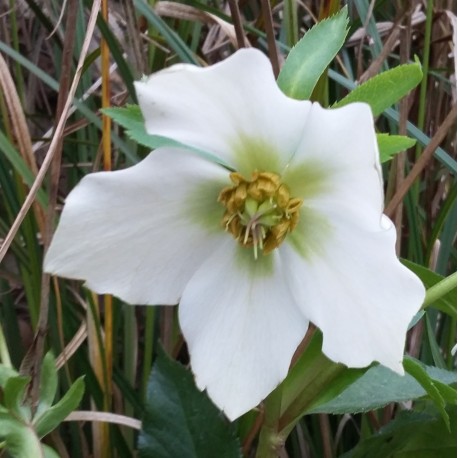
[281,216,425,373]
[283,102,387,258]
[45,149,229,305]
[179,240,309,420]
[135,49,311,175]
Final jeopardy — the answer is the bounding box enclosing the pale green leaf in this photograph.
[33,376,85,438]
[334,62,423,116]
[0,365,19,387]
[35,352,58,418]
[277,7,349,100]
[4,375,31,421]
[377,133,416,163]
[0,415,43,458]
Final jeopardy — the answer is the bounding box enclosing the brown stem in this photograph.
[228,0,247,50]
[260,0,279,77]
[384,107,456,218]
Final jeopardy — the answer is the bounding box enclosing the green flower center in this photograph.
[218,171,302,259]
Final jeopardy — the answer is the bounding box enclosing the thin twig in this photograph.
[228,0,246,49]
[385,107,457,218]
[260,0,280,77]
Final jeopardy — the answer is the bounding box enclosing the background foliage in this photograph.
[0,0,456,456]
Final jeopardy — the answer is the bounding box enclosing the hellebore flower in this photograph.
[44,49,425,420]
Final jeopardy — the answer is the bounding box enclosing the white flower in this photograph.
[44,49,425,420]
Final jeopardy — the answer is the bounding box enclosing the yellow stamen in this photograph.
[218,171,303,258]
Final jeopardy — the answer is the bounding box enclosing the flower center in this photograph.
[218,171,302,259]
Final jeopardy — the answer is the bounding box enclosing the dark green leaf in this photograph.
[404,357,452,429]
[309,360,456,415]
[138,347,242,458]
[334,62,422,116]
[33,376,85,438]
[341,405,456,458]
[277,7,348,100]
[377,134,416,163]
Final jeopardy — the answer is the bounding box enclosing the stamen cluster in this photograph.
[218,171,302,258]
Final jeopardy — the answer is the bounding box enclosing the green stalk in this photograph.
[142,307,156,399]
[423,272,457,309]
[283,0,298,48]
[255,387,284,458]
[0,322,12,368]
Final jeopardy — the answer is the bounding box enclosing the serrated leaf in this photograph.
[33,376,85,438]
[334,62,422,116]
[0,414,44,458]
[277,7,349,100]
[404,357,452,430]
[308,360,456,415]
[103,106,230,168]
[4,375,31,421]
[377,133,416,163]
[138,347,242,458]
[35,352,58,418]
[341,406,456,458]
[403,260,456,318]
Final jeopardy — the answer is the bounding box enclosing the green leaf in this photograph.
[33,376,85,438]
[404,357,453,430]
[0,415,44,458]
[43,445,60,458]
[309,360,456,415]
[138,347,242,458]
[341,405,456,458]
[403,260,456,318]
[103,106,230,167]
[0,365,19,387]
[277,7,349,100]
[35,352,58,418]
[334,62,423,116]
[4,375,31,421]
[377,134,416,163]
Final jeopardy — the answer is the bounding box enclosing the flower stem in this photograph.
[255,387,285,458]
[0,322,12,368]
[423,272,457,309]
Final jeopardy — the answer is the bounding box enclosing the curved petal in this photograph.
[179,240,309,420]
[135,49,311,175]
[283,102,384,231]
[280,216,425,373]
[45,149,229,305]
